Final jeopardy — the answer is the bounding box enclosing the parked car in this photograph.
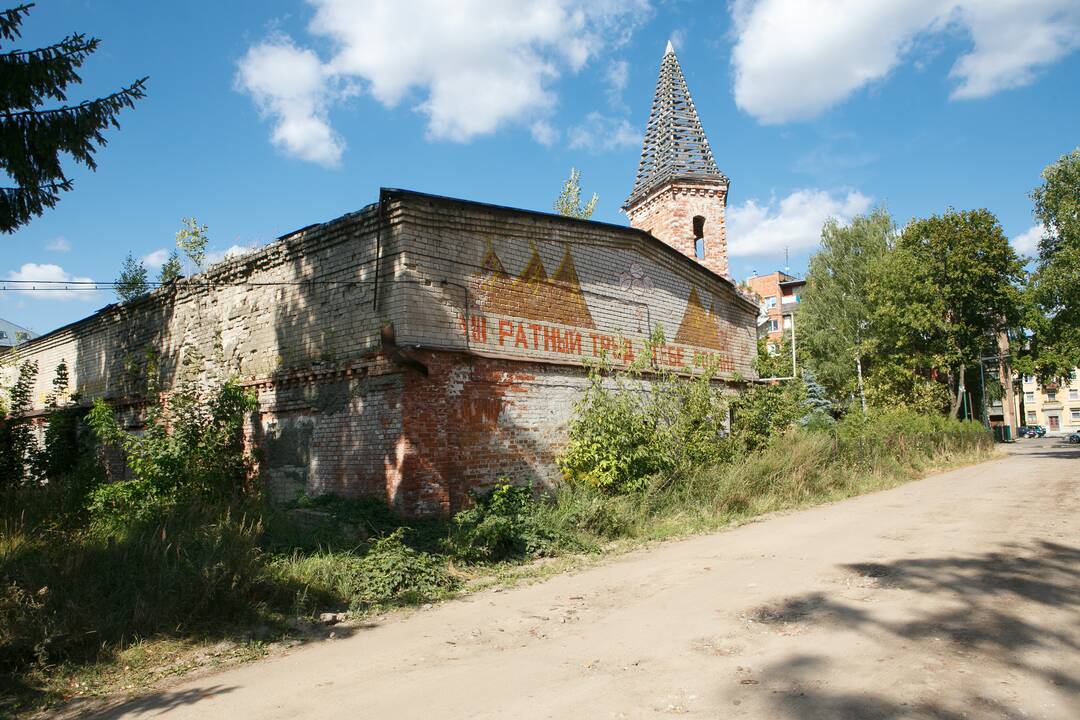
[1033,425,1047,437]
[1068,432,1080,444]
[1018,425,1040,438]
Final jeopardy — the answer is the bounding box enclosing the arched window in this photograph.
[693,215,706,259]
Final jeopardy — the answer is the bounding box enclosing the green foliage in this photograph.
[35,360,83,482]
[753,336,797,378]
[869,208,1025,416]
[0,3,147,233]
[447,482,570,562]
[175,217,209,270]
[558,365,732,493]
[800,209,894,404]
[348,529,458,610]
[115,251,149,302]
[85,380,257,529]
[0,359,38,488]
[0,505,264,671]
[554,167,598,219]
[1025,148,1080,380]
[548,407,991,545]
[800,369,834,427]
[730,379,805,451]
[158,249,182,283]
[864,362,951,416]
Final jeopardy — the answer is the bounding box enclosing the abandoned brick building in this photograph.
[6,44,757,513]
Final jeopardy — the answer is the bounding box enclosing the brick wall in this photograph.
[624,179,730,278]
[3,190,758,514]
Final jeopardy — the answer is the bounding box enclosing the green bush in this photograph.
[558,365,733,493]
[266,528,458,616]
[86,380,257,530]
[730,380,806,452]
[349,529,459,610]
[447,482,571,562]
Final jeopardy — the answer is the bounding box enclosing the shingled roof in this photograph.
[624,42,726,209]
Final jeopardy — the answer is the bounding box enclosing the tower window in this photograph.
[693,215,706,259]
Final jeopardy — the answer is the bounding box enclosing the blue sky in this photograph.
[4,0,1079,335]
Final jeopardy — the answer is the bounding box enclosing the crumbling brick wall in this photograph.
[6,190,757,514]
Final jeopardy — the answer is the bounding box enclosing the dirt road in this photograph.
[89,441,1080,719]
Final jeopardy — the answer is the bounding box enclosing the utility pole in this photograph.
[789,310,798,378]
[856,351,866,413]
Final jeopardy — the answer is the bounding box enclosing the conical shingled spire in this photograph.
[623,44,726,209]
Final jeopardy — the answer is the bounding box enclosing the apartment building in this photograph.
[1019,371,1080,434]
[745,271,806,347]
[0,318,35,349]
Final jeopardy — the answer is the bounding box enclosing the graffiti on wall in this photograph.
[459,239,736,374]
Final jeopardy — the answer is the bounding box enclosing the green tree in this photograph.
[752,336,799,379]
[800,209,894,409]
[554,168,598,219]
[0,359,38,487]
[0,3,147,233]
[800,369,834,427]
[158,249,182,283]
[175,217,208,270]
[869,209,1024,418]
[1025,148,1080,380]
[115,251,148,301]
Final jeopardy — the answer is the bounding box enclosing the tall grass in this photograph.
[541,409,995,544]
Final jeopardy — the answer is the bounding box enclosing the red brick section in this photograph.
[394,350,574,514]
[625,179,730,278]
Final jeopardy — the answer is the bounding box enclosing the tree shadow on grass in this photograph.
[747,541,1080,719]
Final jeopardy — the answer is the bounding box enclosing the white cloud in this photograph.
[606,58,629,103]
[206,245,257,266]
[568,112,640,153]
[530,120,559,146]
[45,236,70,252]
[142,248,170,270]
[236,37,345,167]
[237,0,651,162]
[1011,224,1044,257]
[949,2,1080,99]
[727,188,872,258]
[5,263,99,301]
[730,0,1080,124]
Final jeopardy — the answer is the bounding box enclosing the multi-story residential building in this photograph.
[745,270,806,347]
[0,318,35,349]
[1019,371,1080,435]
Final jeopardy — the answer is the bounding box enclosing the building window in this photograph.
[783,315,792,330]
[0,331,6,339]
[1027,411,1037,422]
[1072,409,1080,421]
[1070,389,1079,401]
[693,215,705,259]
[764,296,777,309]
[767,319,779,332]
[1047,390,1057,402]
[1025,392,1035,403]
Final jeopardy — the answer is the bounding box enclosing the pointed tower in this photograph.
[623,42,730,277]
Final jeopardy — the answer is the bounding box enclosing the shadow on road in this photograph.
[69,685,237,720]
[748,541,1080,719]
